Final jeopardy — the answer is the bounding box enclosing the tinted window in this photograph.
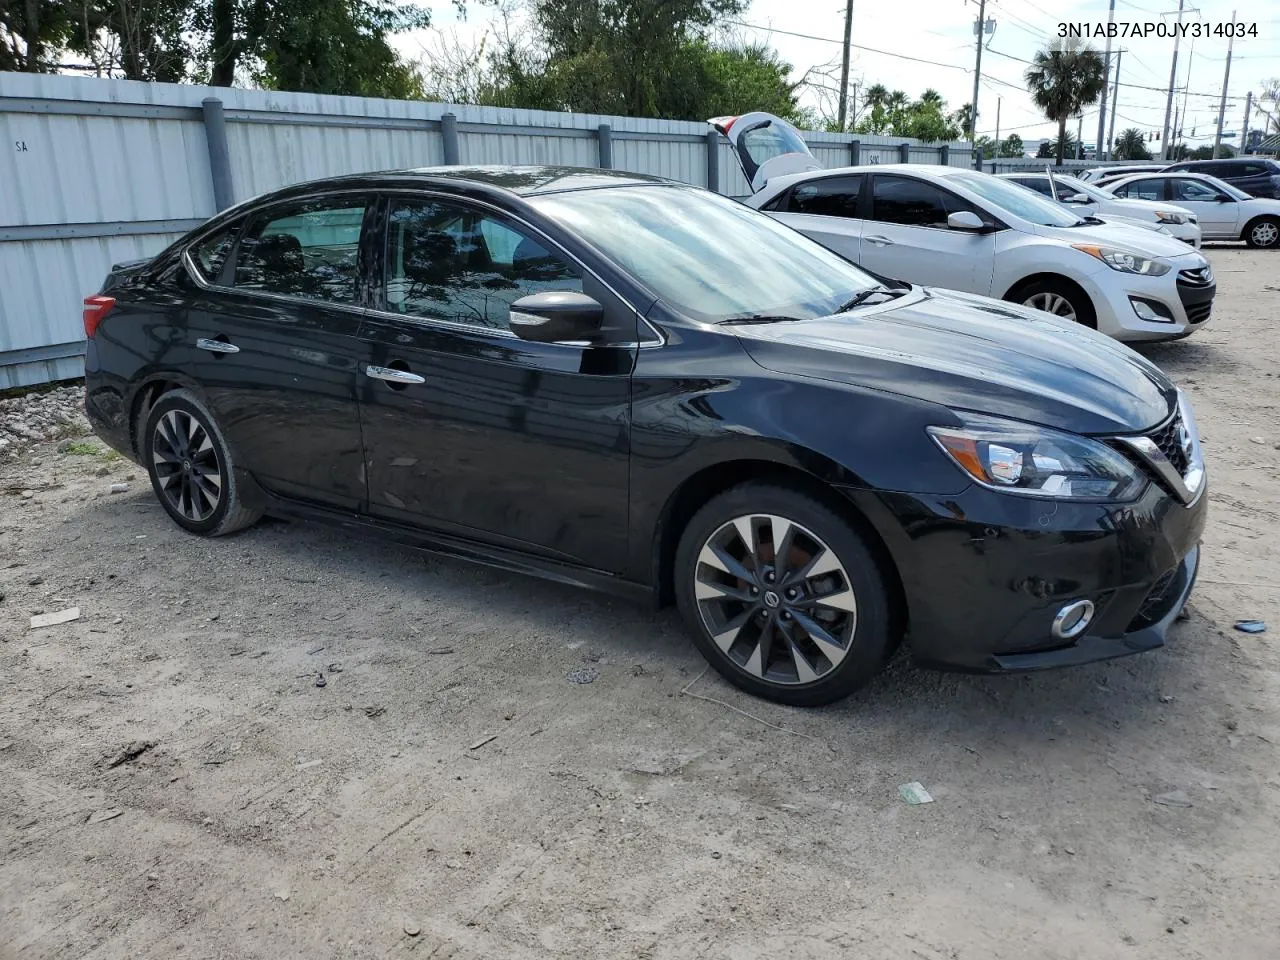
[1172,178,1224,202]
[190,227,236,283]
[1013,178,1055,198]
[385,199,582,332]
[235,199,366,304]
[1114,178,1164,201]
[1240,162,1272,176]
[871,175,970,227]
[529,185,881,324]
[788,175,864,217]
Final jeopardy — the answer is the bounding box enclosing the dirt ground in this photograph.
[2,246,1278,960]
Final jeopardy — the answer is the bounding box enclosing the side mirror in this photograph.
[1216,195,1233,203]
[509,291,604,343]
[947,210,985,231]
[1064,193,1090,204]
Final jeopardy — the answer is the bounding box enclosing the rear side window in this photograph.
[1014,178,1055,198]
[1172,179,1223,202]
[235,198,368,305]
[787,175,864,217]
[1113,178,1164,201]
[190,227,237,283]
[1240,162,1272,176]
[870,175,970,228]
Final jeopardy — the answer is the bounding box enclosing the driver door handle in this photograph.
[365,364,425,385]
[196,338,239,354]
[864,235,895,246]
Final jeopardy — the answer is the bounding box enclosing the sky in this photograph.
[394,0,1280,150]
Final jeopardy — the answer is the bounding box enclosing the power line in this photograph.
[985,46,1252,100]
[719,18,971,70]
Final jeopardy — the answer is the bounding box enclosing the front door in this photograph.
[357,194,634,571]
[857,173,996,293]
[182,195,373,510]
[1169,177,1242,239]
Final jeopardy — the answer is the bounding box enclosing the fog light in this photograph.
[1052,599,1095,640]
[1130,297,1174,322]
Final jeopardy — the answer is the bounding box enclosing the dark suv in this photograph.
[1163,158,1280,198]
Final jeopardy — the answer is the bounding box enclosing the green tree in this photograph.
[1112,128,1151,160]
[999,133,1024,157]
[0,0,77,72]
[951,102,975,140]
[1037,133,1077,160]
[974,135,996,160]
[1025,39,1107,165]
[1189,143,1234,160]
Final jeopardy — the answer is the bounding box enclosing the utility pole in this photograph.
[1077,112,1084,159]
[1240,90,1252,152]
[1095,0,1117,163]
[969,0,989,160]
[1106,49,1123,160]
[1213,11,1235,158]
[1160,0,1186,161]
[1177,37,1195,155]
[993,96,1001,170]
[837,0,854,130]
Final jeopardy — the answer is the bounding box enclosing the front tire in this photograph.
[1010,277,1097,328]
[143,389,261,536]
[674,483,896,707]
[1243,216,1280,249]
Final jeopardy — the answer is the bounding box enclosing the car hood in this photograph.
[733,287,1175,435]
[1106,196,1191,217]
[1031,219,1197,257]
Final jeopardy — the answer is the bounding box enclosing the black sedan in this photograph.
[83,166,1206,706]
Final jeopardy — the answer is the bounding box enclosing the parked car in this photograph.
[1079,164,1167,183]
[84,166,1206,706]
[1102,171,1280,248]
[1163,157,1280,199]
[710,113,1216,341]
[997,171,1202,248]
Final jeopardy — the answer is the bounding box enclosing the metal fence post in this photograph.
[706,130,719,193]
[899,142,911,163]
[597,123,613,169]
[441,112,459,165]
[201,97,234,212]
[849,140,861,165]
[938,144,950,166]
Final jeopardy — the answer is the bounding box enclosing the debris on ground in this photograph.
[87,808,124,824]
[30,607,81,629]
[1151,790,1193,808]
[899,782,934,805]
[1233,620,1266,634]
[468,734,499,751]
[105,740,155,769]
[426,646,454,655]
[314,673,326,688]
[566,666,599,684]
[403,923,421,937]
[363,705,385,719]
[109,483,128,494]
[295,759,323,771]
[1159,695,1175,704]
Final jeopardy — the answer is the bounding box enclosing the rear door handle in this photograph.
[196,338,240,354]
[365,364,425,385]
[864,235,895,246]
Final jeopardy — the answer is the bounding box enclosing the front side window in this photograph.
[945,173,1081,227]
[1172,179,1223,202]
[1013,178,1056,198]
[1114,178,1164,201]
[870,175,957,227]
[235,198,367,305]
[529,185,882,324]
[384,199,582,332]
[190,226,238,283]
[788,175,864,218]
[1240,163,1271,176]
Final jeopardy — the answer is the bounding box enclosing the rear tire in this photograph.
[674,483,896,707]
[143,389,261,536]
[1243,216,1280,249]
[1009,277,1097,329]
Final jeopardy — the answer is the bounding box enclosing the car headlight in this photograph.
[1071,243,1172,276]
[1155,211,1188,225]
[928,414,1146,500]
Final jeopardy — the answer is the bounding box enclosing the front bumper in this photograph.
[1082,256,1215,342]
[842,475,1207,673]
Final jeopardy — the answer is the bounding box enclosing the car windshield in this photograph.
[529,185,882,323]
[1190,175,1251,201]
[944,173,1085,227]
[1052,175,1112,203]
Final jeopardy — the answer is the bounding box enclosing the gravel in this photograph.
[0,383,88,458]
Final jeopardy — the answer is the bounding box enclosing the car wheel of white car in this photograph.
[1244,217,1280,249]
[1009,278,1096,328]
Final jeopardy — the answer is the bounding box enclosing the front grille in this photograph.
[1129,566,1183,630]
[1148,411,1190,475]
[1177,267,1213,287]
[1185,301,1212,324]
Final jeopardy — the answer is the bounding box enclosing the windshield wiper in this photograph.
[720,313,809,325]
[836,287,908,313]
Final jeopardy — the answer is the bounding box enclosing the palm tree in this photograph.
[920,88,944,108]
[1113,128,1152,161]
[1024,39,1107,165]
[951,103,975,140]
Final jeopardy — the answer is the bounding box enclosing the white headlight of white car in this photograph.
[1071,244,1172,276]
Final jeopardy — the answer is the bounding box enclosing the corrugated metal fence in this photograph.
[0,72,976,388]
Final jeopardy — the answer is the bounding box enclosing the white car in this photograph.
[998,172,1202,248]
[710,112,1216,341]
[1078,164,1167,183]
[1101,172,1280,248]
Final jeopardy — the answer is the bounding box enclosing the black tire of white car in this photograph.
[1243,216,1280,249]
[674,483,895,707]
[1010,278,1097,328]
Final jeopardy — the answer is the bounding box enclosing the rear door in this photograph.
[709,112,822,193]
[1169,177,1241,237]
[355,193,635,571]
[181,195,373,510]
[766,174,866,262]
[857,173,996,292]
